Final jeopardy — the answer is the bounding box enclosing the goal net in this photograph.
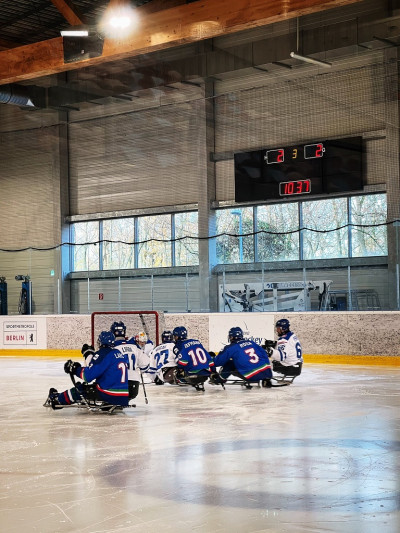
[91,311,161,346]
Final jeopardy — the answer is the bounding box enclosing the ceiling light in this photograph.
[290,52,332,68]
[60,28,89,37]
[100,0,138,39]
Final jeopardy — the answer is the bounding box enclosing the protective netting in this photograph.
[91,311,162,346]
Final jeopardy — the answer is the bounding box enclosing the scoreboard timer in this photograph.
[234,136,363,202]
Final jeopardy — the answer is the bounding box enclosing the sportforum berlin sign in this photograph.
[0,317,47,349]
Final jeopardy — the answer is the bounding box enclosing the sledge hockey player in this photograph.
[110,321,128,345]
[171,326,215,391]
[211,326,273,387]
[133,330,154,355]
[268,319,303,378]
[147,330,177,384]
[110,321,150,399]
[45,331,130,410]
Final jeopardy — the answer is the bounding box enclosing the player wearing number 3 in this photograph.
[212,327,272,387]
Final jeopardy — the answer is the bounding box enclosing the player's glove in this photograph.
[209,372,226,385]
[176,367,185,379]
[64,360,81,375]
[262,339,277,349]
[81,344,95,359]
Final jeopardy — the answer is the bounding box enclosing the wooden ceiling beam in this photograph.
[49,0,86,26]
[0,38,21,51]
[0,0,362,85]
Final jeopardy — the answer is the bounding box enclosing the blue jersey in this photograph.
[174,338,215,375]
[73,346,130,406]
[214,340,272,379]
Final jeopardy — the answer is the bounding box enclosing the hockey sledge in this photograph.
[43,394,133,414]
[271,362,303,386]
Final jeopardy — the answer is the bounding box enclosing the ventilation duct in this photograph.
[0,84,35,107]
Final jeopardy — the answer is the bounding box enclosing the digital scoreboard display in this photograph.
[234,137,364,202]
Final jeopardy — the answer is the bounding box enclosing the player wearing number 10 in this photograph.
[173,326,215,379]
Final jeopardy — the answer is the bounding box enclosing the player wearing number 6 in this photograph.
[212,327,272,387]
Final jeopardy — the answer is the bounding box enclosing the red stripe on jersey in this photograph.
[244,363,271,379]
[63,391,72,404]
[96,384,129,397]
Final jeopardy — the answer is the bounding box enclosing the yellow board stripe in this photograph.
[0,350,80,358]
[305,354,400,366]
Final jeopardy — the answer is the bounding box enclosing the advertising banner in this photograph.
[209,313,275,353]
[0,317,47,349]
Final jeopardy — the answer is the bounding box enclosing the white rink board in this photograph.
[209,313,275,352]
[0,316,47,349]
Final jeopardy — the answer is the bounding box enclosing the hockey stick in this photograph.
[140,371,149,404]
[138,313,150,404]
[69,372,92,409]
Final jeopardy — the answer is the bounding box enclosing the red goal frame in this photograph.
[91,311,160,346]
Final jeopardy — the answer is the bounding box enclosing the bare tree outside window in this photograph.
[73,221,99,271]
[175,212,199,266]
[103,218,135,269]
[257,203,299,262]
[138,214,171,268]
[216,208,254,264]
[351,194,387,257]
[302,198,348,259]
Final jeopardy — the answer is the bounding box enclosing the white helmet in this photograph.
[136,331,147,344]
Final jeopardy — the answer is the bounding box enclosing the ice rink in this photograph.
[1,357,399,533]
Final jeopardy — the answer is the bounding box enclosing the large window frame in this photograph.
[70,194,387,272]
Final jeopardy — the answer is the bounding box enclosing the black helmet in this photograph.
[98,331,115,348]
[228,327,244,343]
[172,326,187,341]
[110,321,126,337]
[275,319,290,334]
[162,330,173,342]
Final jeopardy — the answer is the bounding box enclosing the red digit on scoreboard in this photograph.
[315,143,323,158]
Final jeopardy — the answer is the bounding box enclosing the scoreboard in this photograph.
[234,136,364,202]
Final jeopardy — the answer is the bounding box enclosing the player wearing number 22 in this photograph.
[214,327,272,384]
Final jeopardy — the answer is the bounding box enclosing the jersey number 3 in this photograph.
[244,347,259,364]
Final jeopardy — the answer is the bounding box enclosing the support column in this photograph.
[384,47,400,309]
[198,74,218,312]
[58,110,72,314]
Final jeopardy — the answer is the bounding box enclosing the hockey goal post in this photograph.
[91,311,161,347]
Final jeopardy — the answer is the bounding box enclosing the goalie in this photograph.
[45,331,130,410]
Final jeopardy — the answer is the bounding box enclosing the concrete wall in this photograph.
[29,311,400,357]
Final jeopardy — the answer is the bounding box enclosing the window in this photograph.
[70,195,387,272]
[302,198,348,259]
[216,208,254,264]
[72,221,99,271]
[256,203,299,262]
[137,214,172,268]
[351,194,387,257]
[174,212,199,266]
[103,218,135,269]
